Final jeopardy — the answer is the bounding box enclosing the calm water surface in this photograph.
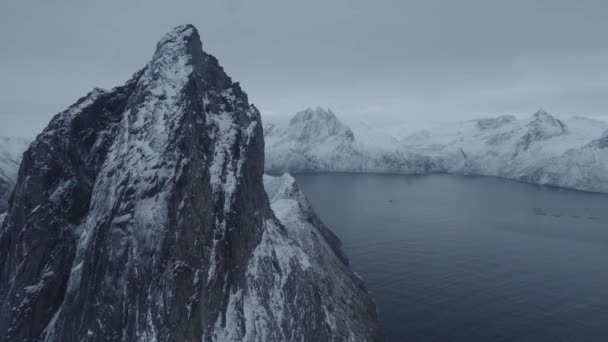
[294,173,608,342]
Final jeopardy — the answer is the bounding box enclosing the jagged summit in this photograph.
[290,107,337,122]
[529,109,565,128]
[532,108,550,117]
[155,24,198,49]
[0,25,380,341]
[145,24,245,107]
[512,109,569,155]
[475,115,516,130]
[287,107,354,143]
[526,108,567,136]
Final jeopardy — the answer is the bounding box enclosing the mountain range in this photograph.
[265,107,608,193]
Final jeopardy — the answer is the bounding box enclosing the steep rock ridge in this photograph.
[248,174,381,341]
[0,25,380,341]
[475,115,516,131]
[515,109,567,154]
[264,174,349,265]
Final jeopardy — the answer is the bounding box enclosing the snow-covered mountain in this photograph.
[265,107,608,193]
[0,137,29,212]
[523,132,608,192]
[0,25,380,341]
[265,107,436,174]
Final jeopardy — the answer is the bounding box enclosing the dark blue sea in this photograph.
[295,173,608,342]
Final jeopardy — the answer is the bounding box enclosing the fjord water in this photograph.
[294,173,608,342]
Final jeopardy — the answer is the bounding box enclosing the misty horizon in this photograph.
[1,0,607,137]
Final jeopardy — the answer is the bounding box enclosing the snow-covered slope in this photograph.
[263,174,380,340]
[0,137,29,212]
[0,25,380,341]
[265,108,608,193]
[524,133,608,192]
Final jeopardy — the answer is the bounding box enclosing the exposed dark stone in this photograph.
[0,25,381,341]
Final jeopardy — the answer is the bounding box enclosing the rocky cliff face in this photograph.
[0,137,29,212]
[0,25,380,341]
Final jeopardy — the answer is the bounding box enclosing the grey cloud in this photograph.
[1,0,607,137]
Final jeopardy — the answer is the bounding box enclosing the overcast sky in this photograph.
[1,0,607,137]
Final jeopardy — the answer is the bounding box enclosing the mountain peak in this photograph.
[514,109,567,153]
[155,24,199,52]
[528,109,566,133]
[291,107,337,123]
[533,108,549,117]
[148,25,237,96]
[145,25,202,90]
[287,107,354,143]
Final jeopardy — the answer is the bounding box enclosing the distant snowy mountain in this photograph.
[0,137,29,212]
[265,107,608,193]
[265,107,436,174]
[525,132,608,192]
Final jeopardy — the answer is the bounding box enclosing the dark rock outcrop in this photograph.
[0,179,9,212]
[515,109,567,153]
[589,130,608,149]
[475,115,516,131]
[0,137,29,212]
[0,25,380,341]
